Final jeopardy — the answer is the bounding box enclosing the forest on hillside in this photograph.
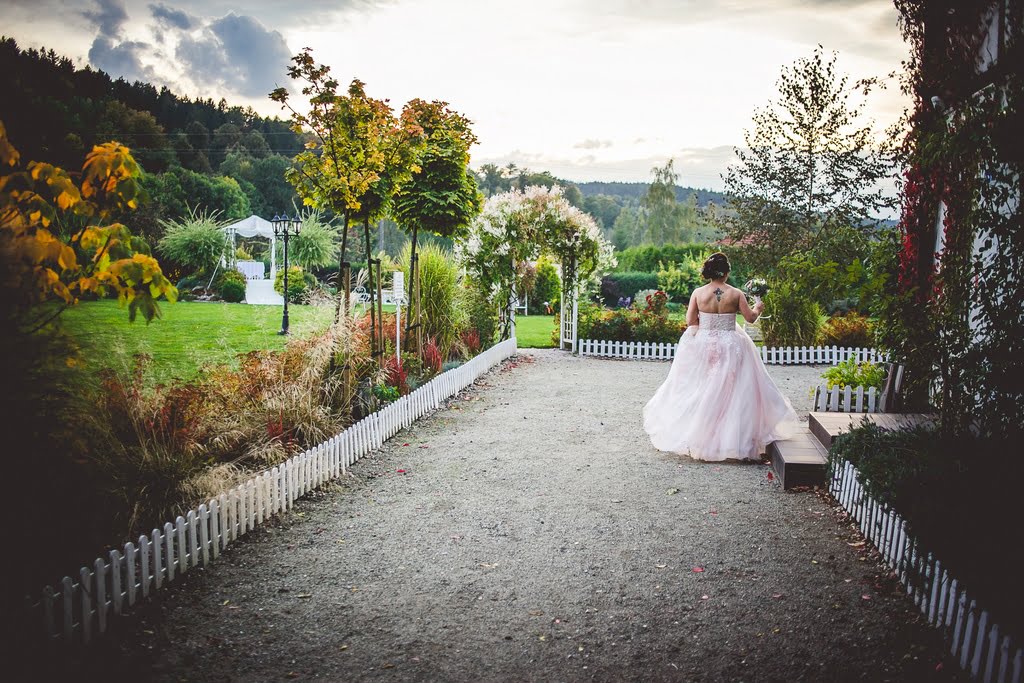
[0,36,723,258]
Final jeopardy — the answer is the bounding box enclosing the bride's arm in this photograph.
[685,289,700,328]
[738,288,764,323]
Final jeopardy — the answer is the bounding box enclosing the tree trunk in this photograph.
[363,219,378,361]
[404,224,420,354]
[334,210,351,324]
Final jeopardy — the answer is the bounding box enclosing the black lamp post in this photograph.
[272,214,302,335]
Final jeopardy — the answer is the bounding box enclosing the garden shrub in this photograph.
[586,309,685,344]
[401,243,461,357]
[818,311,872,348]
[656,258,703,302]
[615,244,709,272]
[529,255,561,314]
[157,208,228,276]
[829,422,1024,635]
[274,265,315,302]
[760,280,822,346]
[218,269,248,303]
[460,282,497,350]
[820,357,886,390]
[600,271,659,306]
[643,290,669,316]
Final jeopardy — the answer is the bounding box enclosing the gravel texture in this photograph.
[55,350,956,682]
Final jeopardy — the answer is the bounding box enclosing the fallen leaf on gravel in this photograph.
[709,509,718,515]
[298,593,312,599]
[339,645,348,650]
[766,471,775,481]
[397,469,407,474]
[402,443,410,447]
[382,663,395,669]
[847,541,866,547]
[692,567,705,573]
[610,499,623,503]
[418,445,429,449]
[701,595,709,600]
[286,673,299,679]
[844,578,852,583]
[222,599,230,605]
[666,488,679,495]
[655,564,667,569]
[811,560,819,565]
[528,610,544,616]
[538,635,547,641]
[771,593,784,599]
[479,562,498,569]
[861,594,872,600]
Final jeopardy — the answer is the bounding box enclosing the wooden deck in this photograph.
[770,412,937,490]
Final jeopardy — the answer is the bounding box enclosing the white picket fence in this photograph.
[579,339,888,366]
[831,461,1023,682]
[812,384,881,413]
[30,337,518,646]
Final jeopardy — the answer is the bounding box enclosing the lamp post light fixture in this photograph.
[271,214,302,335]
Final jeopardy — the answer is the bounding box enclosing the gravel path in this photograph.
[73,350,954,681]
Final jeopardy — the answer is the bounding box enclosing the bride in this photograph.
[643,252,798,461]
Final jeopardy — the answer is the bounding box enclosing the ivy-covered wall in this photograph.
[880,1,1022,442]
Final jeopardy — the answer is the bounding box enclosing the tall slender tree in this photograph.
[721,46,895,273]
[270,51,389,323]
[393,100,482,353]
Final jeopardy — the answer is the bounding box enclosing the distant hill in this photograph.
[575,181,726,207]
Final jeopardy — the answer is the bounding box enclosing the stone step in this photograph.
[768,428,828,490]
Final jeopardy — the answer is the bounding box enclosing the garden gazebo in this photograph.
[222,215,278,280]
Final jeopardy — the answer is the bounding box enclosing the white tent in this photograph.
[222,215,277,279]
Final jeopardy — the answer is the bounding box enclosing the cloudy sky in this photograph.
[2,0,909,188]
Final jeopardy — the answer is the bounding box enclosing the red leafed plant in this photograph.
[461,328,481,356]
[382,355,409,394]
[422,337,443,375]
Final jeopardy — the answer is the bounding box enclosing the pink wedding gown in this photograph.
[643,311,799,461]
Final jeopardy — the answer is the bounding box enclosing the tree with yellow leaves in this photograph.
[0,120,177,331]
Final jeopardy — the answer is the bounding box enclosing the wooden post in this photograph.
[375,257,384,359]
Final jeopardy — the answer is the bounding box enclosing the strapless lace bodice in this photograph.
[698,311,738,331]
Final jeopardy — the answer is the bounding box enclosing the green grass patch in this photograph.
[62,299,335,384]
[515,315,557,348]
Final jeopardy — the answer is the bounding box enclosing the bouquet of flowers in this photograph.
[744,278,769,298]
[743,278,770,319]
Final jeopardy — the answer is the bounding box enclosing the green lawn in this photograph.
[515,315,557,348]
[62,300,335,384]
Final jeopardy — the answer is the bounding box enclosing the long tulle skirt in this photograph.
[643,326,799,461]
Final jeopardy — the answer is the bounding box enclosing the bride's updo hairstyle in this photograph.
[701,252,730,280]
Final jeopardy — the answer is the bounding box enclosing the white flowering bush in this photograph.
[456,185,615,337]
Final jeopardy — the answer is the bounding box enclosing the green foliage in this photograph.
[599,271,659,305]
[583,308,685,344]
[614,244,711,272]
[460,281,498,349]
[217,269,247,303]
[274,265,314,302]
[819,312,873,347]
[400,242,462,356]
[372,383,400,404]
[759,280,822,346]
[828,421,1024,633]
[720,46,894,274]
[157,208,228,276]
[656,258,704,303]
[821,357,886,390]
[393,100,482,244]
[529,255,561,315]
[287,210,340,270]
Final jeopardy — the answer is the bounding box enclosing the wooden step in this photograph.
[768,428,828,490]
[808,411,938,449]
